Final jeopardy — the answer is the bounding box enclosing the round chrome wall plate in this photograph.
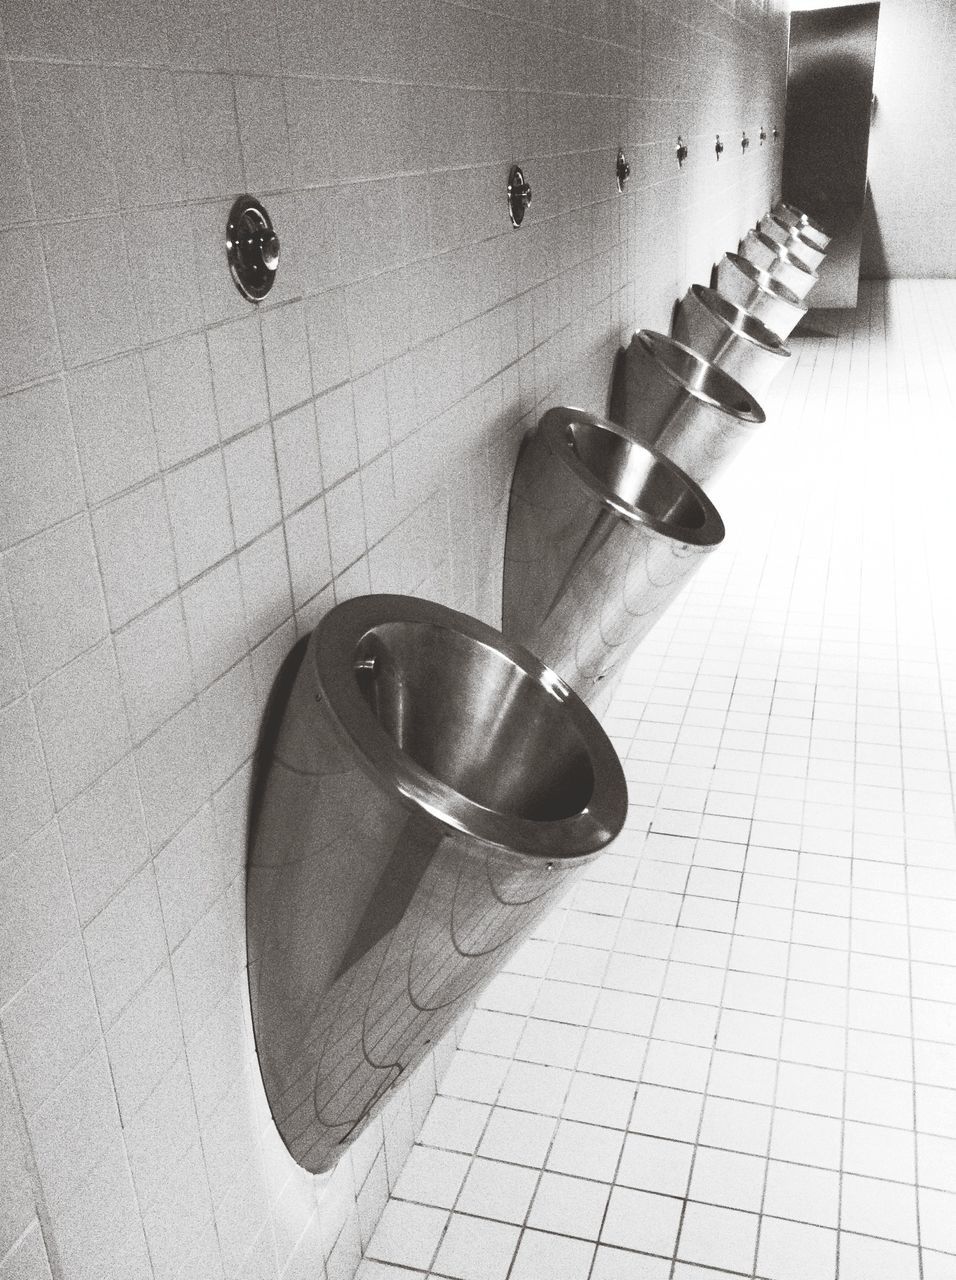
[226,194,280,302]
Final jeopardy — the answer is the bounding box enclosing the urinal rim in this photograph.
[634,330,767,426]
[774,200,832,240]
[538,405,725,549]
[310,593,628,861]
[760,214,827,267]
[722,253,808,312]
[687,284,791,358]
[749,230,819,281]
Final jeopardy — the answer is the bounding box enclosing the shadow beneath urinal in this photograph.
[607,345,628,425]
[246,632,311,866]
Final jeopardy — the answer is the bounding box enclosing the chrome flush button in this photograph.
[226,194,280,302]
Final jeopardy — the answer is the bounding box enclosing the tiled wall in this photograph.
[862,0,956,278]
[0,1,787,1277]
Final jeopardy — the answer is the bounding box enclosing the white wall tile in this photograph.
[105,963,184,1121]
[0,68,33,225]
[286,497,332,609]
[5,514,107,684]
[0,822,80,1006]
[83,862,167,1026]
[0,566,27,708]
[175,71,244,200]
[25,1040,121,1210]
[114,595,195,743]
[154,803,224,949]
[101,66,187,207]
[325,474,367,576]
[42,217,138,367]
[0,228,60,393]
[0,936,100,1117]
[316,384,360,488]
[135,700,211,849]
[235,74,292,193]
[181,555,248,690]
[274,401,323,515]
[208,315,270,440]
[224,424,282,546]
[89,0,169,63]
[144,333,219,468]
[91,480,177,626]
[11,62,116,221]
[66,353,159,504]
[165,450,235,583]
[58,755,149,925]
[238,526,293,648]
[0,380,84,550]
[125,206,204,346]
[261,300,312,415]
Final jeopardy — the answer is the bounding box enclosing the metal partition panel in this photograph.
[783,3,881,309]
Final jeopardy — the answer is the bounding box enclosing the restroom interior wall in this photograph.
[861,0,956,278]
[0,1,787,1277]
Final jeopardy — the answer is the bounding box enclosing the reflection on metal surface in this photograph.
[715,253,808,341]
[739,228,819,300]
[673,284,791,400]
[773,200,831,251]
[613,330,765,485]
[501,409,723,713]
[758,214,827,272]
[247,595,627,1173]
[507,165,532,228]
[225,195,280,302]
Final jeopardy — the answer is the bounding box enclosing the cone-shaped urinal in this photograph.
[502,407,724,712]
[739,228,819,300]
[673,284,791,400]
[247,594,627,1173]
[613,330,766,484]
[715,253,808,341]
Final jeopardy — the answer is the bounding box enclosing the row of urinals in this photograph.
[245,201,832,1175]
[502,198,832,713]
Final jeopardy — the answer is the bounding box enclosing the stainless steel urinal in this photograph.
[673,284,791,400]
[715,253,808,341]
[615,330,766,485]
[247,594,627,1173]
[758,214,827,272]
[502,408,724,712]
[772,201,831,251]
[739,229,819,300]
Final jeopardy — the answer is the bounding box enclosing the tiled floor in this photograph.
[357,279,956,1280]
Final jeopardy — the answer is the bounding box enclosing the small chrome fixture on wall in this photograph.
[741,131,750,153]
[616,150,630,192]
[226,195,279,302]
[507,165,532,228]
[715,134,724,160]
[676,136,688,168]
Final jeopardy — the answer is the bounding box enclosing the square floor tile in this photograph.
[677,1202,758,1274]
[431,1213,519,1280]
[527,1171,609,1241]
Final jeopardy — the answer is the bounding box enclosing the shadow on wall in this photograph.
[860,180,890,278]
